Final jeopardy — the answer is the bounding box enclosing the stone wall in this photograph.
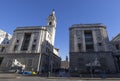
[0,53,39,72]
[69,52,116,76]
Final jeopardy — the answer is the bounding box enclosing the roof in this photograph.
[111,33,120,42]
[14,26,47,32]
[69,23,106,30]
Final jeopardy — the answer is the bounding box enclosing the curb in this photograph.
[46,77,120,80]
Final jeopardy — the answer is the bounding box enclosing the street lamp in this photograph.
[37,53,42,74]
[50,60,53,76]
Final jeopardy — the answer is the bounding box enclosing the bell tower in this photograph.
[47,10,57,45]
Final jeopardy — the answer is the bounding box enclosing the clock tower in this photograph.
[46,10,57,45]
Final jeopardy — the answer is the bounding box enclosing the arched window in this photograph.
[49,22,52,25]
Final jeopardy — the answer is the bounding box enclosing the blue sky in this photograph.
[0,0,120,60]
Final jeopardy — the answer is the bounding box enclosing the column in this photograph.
[28,33,34,52]
[18,34,24,51]
[37,31,44,53]
[102,29,109,51]
[82,30,86,52]
[9,37,16,53]
[74,33,78,52]
[92,30,98,52]
[36,30,44,72]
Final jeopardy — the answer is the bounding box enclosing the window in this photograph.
[21,33,31,51]
[84,30,94,51]
[16,40,19,43]
[76,30,81,35]
[33,39,37,43]
[46,47,50,53]
[115,44,119,50]
[97,37,101,41]
[1,47,5,52]
[86,45,94,51]
[78,58,84,61]
[78,43,81,52]
[49,22,52,25]
[98,43,102,46]
[32,44,36,51]
[7,41,9,44]
[78,37,80,39]
[14,45,18,51]
[0,57,4,65]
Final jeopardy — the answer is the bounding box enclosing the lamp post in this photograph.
[36,31,44,74]
[37,53,42,74]
[51,60,53,76]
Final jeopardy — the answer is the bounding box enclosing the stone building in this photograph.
[111,33,120,52]
[0,29,12,65]
[111,33,120,72]
[69,23,118,76]
[61,56,69,70]
[0,29,12,53]
[0,10,61,73]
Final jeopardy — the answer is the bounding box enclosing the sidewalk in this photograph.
[0,73,21,79]
[1,72,120,80]
[46,73,120,80]
[46,77,120,80]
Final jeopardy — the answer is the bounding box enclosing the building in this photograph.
[0,29,12,53]
[111,33,120,52]
[0,10,61,73]
[0,29,12,44]
[0,29,12,66]
[61,56,69,70]
[111,33,120,72]
[69,23,118,76]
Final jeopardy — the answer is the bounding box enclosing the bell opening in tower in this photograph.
[49,22,52,25]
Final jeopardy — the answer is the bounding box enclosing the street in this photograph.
[0,73,120,81]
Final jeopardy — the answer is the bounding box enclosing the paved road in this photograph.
[0,73,120,81]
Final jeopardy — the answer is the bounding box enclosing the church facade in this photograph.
[0,10,61,73]
[69,23,120,76]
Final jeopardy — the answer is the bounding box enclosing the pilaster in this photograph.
[18,33,24,51]
[74,34,77,52]
[82,30,86,52]
[37,31,43,53]
[92,30,98,52]
[10,36,16,53]
[28,33,34,52]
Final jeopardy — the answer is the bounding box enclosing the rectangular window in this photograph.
[13,45,18,51]
[32,44,36,51]
[16,40,19,43]
[84,30,94,52]
[98,43,102,46]
[21,33,31,51]
[115,44,119,50]
[86,45,94,51]
[0,57,4,65]
[78,43,81,52]
[33,39,37,43]
[1,47,5,52]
